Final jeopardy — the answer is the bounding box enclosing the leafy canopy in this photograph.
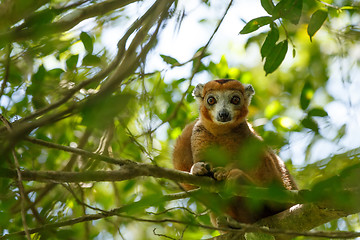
[0,0,359,239]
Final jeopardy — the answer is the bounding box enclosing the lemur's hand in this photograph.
[190,162,211,176]
[213,167,229,181]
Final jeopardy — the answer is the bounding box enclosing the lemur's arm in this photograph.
[172,121,196,173]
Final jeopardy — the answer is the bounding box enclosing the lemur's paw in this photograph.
[213,167,229,181]
[190,162,211,176]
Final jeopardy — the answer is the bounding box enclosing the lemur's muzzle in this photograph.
[217,109,231,122]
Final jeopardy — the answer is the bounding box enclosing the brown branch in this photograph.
[13,0,166,125]
[0,0,139,42]
[12,150,31,240]
[0,0,174,155]
[99,0,173,94]
[16,0,158,124]
[0,164,217,188]
[210,204,360,240]
[0,0,167,135]
[0,161,358,209]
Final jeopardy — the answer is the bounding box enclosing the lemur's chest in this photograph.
[191,125,251,164]
[211,133,245,152]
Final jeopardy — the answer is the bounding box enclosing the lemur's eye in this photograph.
[231,96,240,105]
[207,96,216,105]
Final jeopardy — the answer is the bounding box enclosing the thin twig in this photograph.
[12,151,31,240]
[25,136,135,166]
[315,0,341,10]
[153,228,177,240]
[147,206,209,217]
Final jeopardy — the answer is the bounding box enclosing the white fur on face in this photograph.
[204,90,244,124]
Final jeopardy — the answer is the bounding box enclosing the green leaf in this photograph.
[273,0,303,24]
[301,117,319,133]
[239,16,273,34]
[261,25,279,59]
[66,54,79,70]
[307,9,328,41]
[261,0,275,14]
[28,65,46,95]
[80,32,94,54]
[83,54,101,66]
[47,68,64,78]
[263,40,288,75]
[300,81,313,110]
[308,108,328,117]
[80,93,134,129]
[160,54,180,66]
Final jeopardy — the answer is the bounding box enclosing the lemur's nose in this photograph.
[218,110,231,122]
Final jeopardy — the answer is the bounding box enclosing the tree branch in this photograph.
[0,115,30,240]
[0,0,174,157]
[0,164,217,188]
[0,189,201,239]
[14,0,162,125]
[0,0,49,30]
[210,204,360,240]
[0,0,139,42]
[25,136,134,166]
[3,199,360,240]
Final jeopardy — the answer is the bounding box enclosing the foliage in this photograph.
[0,0,359,239]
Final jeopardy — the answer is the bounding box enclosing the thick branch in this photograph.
[211,204,359,240]
[0,164,217,188]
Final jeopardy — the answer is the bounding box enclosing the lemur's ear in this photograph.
[244,84,255,98]
[192,83,204,99]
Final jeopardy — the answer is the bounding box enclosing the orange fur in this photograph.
[172,79,297,224]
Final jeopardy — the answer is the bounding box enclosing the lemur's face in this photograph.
[203,90,243,124]
[193,79,255,126]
